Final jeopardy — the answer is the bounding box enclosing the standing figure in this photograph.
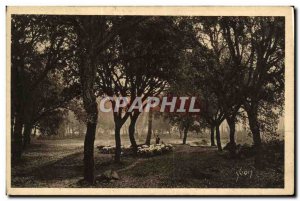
[155,135,160,144]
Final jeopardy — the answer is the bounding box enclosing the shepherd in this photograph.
[156,135,160,144]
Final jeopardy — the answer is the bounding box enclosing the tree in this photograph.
[163,97,200,145]
[24,74,80,147]
[181,116,196,145]
[11,15,76,159]
[172,35,225,149]
[236,17,284,168]
[145,109,153,145]
[123,17,186,149]
[67,15,147,180]
[96,16,186,158]
[190,17,249,151]
[37,109,67,136]
[211,17,284,166]
[200,17,247,151]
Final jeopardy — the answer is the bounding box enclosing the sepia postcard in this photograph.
[6,6,294,196]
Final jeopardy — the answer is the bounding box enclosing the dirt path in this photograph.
[117,158,146,173]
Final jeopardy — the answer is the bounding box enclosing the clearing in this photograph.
[11,138,284,188]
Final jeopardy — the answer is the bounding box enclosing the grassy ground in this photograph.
[11,137,284,188]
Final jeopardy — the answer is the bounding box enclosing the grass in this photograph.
[11,138,284,188]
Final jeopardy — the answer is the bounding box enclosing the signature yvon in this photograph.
[236,167,254,183]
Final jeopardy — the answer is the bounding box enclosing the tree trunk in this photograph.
[210,124,216,146]
[12,57,26,161]
[215,123,222,151]
[83,119,97,184]
[12,113,23,160]
[33,125,37,136]
[179,129,182,139]
[81,55,99,184]
[111,101,130,163]
[114,122,122,163]
[22,123,32,150]
[82,92,98,184]
[128,114,139,154]
[226,117,236,145]
[11,116,15,140]
[246,105,263,169]
[145,110,153,145]
[182,126,189,145]
[226,116,236,156]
